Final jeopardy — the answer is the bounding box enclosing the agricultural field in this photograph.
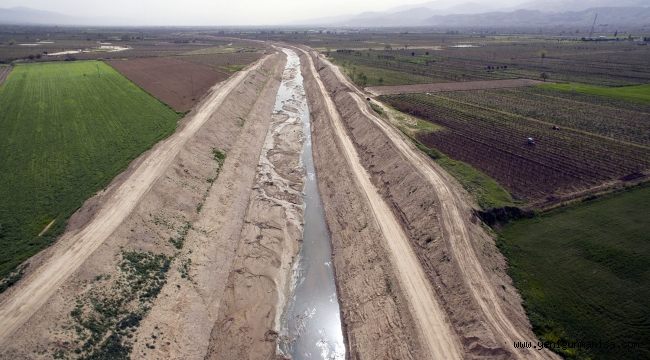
[179,51,264,72]
[381,93,650,205]
[328,39,650,87]
[108,57,229,112]
[539,82,650,105]
[498,185,650,360]
[366,78,541,95]
[0,60,179,280]
[0,26,267,63]
[442,86,650,147]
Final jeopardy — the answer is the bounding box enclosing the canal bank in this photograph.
[277,48,345,360]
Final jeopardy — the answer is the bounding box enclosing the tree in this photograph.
[540,51,547,64]
[540,72,549,82]
[356,72,368,86]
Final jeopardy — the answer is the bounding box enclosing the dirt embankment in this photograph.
[365,78,542,96]
[0,52,285,359]
[298,50,427,360]
[204,51,306,359]
[307,49,559,359]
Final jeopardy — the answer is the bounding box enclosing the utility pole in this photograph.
[589,13,598,39]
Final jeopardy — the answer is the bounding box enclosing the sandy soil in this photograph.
[204,49,306,359]
[301,47,560,359]
[366,78,542,96]
[128,54,286,359]
[296,46,463,359]
[108,57,229,112]
[0,52,284,358]
[299,50,425,360]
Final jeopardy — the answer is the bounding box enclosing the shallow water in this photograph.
[277,49,346,360]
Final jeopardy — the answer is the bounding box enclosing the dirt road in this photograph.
[321,51,558,359]
[0,56,269,345]
[365,78,542,96]
[298,47,463,360]
[0,65,11,85]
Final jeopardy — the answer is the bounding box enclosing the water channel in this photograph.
[276,48,346,360]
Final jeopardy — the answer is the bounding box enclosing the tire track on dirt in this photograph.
[0,56,270,345]
[320,50,558,359]
[297,47,463,360]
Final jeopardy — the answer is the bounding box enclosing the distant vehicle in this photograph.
[527,137,536,145]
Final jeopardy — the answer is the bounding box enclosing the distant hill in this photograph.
[424,7,650,27]
[511,0,650,12]
[298,0,650,28]
[0,7,84,25]
[0,7,127,26]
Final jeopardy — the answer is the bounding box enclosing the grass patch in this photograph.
[369,102,386,118]
[405,133,513,209]
[168,222,191,250]
[539,83,650,104]
[221,64,245,73]
[498,185,650,359]
[379,101,514,209]
[0,263,27,293]
[64,250,171,359]
[197,148,227,213]
[0,61,179,281]
[436,156,516,209]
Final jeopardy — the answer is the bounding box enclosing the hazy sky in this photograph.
[0,0,523,25]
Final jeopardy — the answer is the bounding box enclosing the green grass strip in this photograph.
[0,60,179,280]
[539,82,650,104]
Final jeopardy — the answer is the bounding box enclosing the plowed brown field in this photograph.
[108,57,229,112]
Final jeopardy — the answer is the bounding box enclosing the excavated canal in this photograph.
[277,48,345,360]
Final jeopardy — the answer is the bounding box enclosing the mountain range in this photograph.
[301,0,650,27]
[0,6,127,26]
[1,0,649,28]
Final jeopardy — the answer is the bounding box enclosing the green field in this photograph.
[498,186,650,359]
[0,61,179,281]
[331,60,437,86]
[539,83,650,104]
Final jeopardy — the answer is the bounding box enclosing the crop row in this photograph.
[381,94,650,202]
[442,88,650,146]
[332,42,650,86]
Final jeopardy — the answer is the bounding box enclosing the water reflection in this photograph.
[277,49,345,360]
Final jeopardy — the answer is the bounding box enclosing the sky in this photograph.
[0,0,523,25]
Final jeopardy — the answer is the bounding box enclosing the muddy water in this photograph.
[277,49,346,359]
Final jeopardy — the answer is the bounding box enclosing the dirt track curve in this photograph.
[0,56,269,345]
[297,46,464,360]
[365,78,542,96]
[321,51,557,360]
